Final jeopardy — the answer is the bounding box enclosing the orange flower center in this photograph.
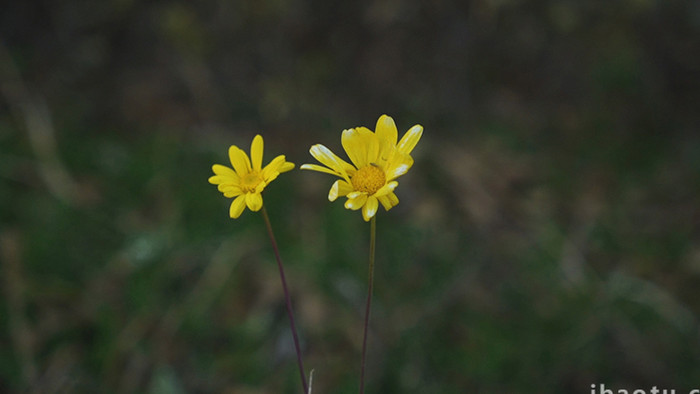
[241,172,263,193]
[351,165,386,195]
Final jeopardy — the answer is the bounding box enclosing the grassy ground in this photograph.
[1,1,699,393]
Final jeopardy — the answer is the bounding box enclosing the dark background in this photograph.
[1,0,699,393]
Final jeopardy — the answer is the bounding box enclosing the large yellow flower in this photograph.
[208,135,294,218]
[301,114,423,221]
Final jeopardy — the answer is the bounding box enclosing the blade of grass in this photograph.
[262,206,308,393]
[359,215,376,394]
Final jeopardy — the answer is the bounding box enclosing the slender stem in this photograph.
[359,215,376,394]
[261,206,308,394]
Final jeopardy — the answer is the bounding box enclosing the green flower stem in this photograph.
[261,206,308,394]
[359,215,376,394]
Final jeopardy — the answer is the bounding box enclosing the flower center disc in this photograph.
[351,165,386,195]
[241,172,263,193]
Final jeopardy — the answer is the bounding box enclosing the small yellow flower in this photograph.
[208,135,294,218]
[301,114,423,221]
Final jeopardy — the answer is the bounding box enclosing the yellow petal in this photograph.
[342,128,368,169]
[223,187,243,198]
[229,145,251,175]
[219,184,241,193]
[300,163,342,177]
[246,192,263,211]
[377,139,394,168]
[279,161,295,173]
[385,192,400,208]
[373,181,398,197]
[344,193,367,210]
[212,164,238,179]
[397,124,423,155]
[254,181,266,194]
[251,135,264,171]
[263,155,293,176]
[229,195,247,218]
[363,127,381,165]
[383,151,413,181]
[328,180,353,201]
[210,175,238,186]
[362,196,379,221]
[377,195,393,210]
[262,155,286,180]
[375,115,398,146]
[265,172,280,184]
[309,144,353,182]
[346,191,364,199]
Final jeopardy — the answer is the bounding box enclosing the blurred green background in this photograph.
[1,0,699,393]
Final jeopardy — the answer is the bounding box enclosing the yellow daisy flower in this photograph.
[301,114,423,221]
[208,135,295,218]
